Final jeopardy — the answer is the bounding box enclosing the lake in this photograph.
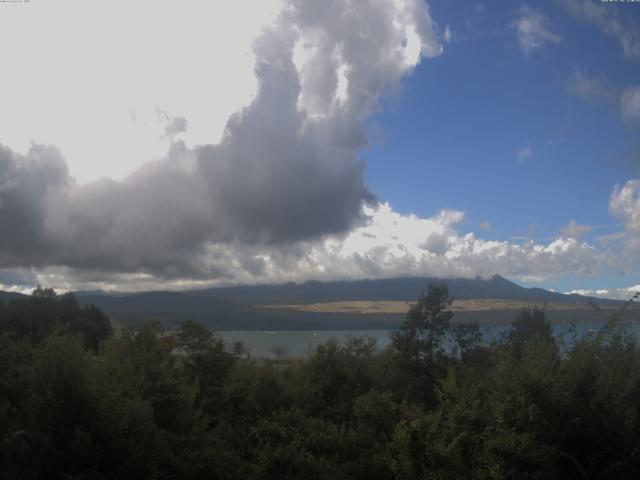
[219,320,640,358]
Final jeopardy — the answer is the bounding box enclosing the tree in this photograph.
[175,320,236,420]
[451,322,483,361]
[0,289,112,350]
[508,307,554,354]
[270,345,289,360]
[391,283,453,406]
[31,285,56,299]
[392,283,453,361]
[176,320,214,356]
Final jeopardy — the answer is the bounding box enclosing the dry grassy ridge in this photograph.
[262,299,617,315]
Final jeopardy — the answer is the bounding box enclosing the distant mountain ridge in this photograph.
[191,275,618,305]
[1,276,627,330]
[0,291,27,303]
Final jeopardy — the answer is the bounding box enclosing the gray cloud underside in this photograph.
[0,0,440,279]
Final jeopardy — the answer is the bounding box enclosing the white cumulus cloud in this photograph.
[565,285,640,301]
[512,6,561,55]
[0,203,608,292]
[561,220,593,239]
[620,87,640,123]
[609,179,640,270]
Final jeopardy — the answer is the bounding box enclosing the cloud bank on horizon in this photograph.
[0,0,639,296]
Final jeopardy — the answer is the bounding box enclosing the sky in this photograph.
[0,0,639,299]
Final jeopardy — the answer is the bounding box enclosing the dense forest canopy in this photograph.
[1,286,640,479]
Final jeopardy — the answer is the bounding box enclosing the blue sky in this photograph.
[0,0,639,296]
[364,0,640,293]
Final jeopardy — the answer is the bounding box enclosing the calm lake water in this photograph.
[219,321,640,358]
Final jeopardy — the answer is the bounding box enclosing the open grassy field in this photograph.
[262,299,617,315]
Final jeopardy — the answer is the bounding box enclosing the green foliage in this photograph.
[300,337,378,425]
[0,288,112,350]
[0,334,36,439]
[390,283,456,407]
[392,283,453,362]
[2,285,640,478]
[248,409,343,479]
[452,322,484,360]
[508,307,554,354]
[176,319,214,355]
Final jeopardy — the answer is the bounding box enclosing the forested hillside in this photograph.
[1,286,640,479]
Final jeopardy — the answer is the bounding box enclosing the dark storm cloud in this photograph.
[0,0,440,280]
[0,144,69,265]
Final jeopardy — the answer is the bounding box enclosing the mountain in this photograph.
[0,291,27,303]
[76,275,627,329]
[77,291,249,325]
[74,290,402,330]
[192,275,611,305]
[2,276,629,330]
